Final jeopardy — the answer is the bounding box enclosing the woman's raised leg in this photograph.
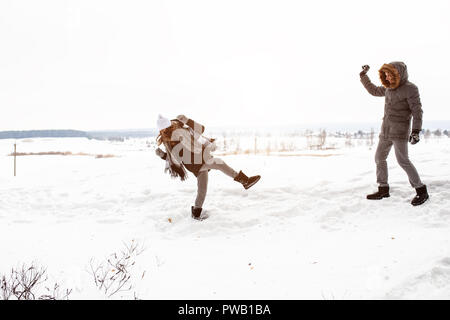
[200,157,238,178]
[200,157,260,189]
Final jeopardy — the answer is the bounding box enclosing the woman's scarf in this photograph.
[162,140,188,181]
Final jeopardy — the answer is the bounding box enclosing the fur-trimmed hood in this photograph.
[379,61,408,89]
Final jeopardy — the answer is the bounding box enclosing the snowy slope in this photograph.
[0,137,449,299]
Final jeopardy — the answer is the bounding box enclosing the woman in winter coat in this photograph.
[360,62,429,206]
[155,114,261,220]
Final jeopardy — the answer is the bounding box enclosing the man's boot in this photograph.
[367,186,390,200]
[411,185,429,206]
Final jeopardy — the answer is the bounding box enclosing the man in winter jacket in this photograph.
[360,62,429,206]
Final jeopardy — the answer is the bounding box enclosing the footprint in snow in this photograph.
[96,219,124,224]
[12,220,33,224]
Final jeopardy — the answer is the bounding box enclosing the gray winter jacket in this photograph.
[360,61,423,140]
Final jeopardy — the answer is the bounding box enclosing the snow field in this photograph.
[0,137,449,299]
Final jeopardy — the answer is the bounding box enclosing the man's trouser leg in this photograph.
[392,140,424,189]
[375,138,393,187]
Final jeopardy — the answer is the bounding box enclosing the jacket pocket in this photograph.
[388,119,410,137]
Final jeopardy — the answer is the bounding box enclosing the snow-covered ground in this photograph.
[1,136,450,299]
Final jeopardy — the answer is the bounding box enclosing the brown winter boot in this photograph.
[234,171,261,190]
[191,206,208,220]
[191,206,202,219]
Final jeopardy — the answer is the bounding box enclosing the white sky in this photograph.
[1,0,449,130]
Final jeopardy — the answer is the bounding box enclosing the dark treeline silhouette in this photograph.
[0,129,158,140]
[0,130,88,139]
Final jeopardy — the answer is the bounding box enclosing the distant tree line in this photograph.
[0,129,158,140]
[0,130,88,139]
[423,129,449,139]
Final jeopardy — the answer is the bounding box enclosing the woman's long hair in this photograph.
[157,120,182,147]
[157,121,188,181]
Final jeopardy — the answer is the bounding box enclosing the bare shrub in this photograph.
[1,263,72,300]
[89,240,145,298]
[95,154,116,159]
[38,282,72,300]
[8,151,117,158]
[10,151,75,156]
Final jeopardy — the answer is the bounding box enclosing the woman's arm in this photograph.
[155,147,167,160]
[176,115,205,134]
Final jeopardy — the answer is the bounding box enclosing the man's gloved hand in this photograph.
[155,147,166,159]
[360,65,370,77]
[409,129,421,145]
[176,114,189,124]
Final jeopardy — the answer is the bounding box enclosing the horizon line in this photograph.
[2,120,450,133]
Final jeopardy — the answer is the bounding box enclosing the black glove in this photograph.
[360,65,370,77]
[409,129,421,145]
